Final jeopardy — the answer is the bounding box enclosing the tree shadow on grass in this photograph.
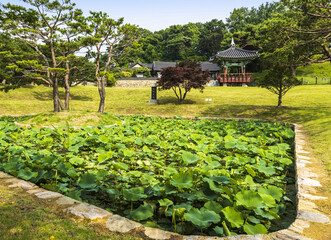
[157,96,196,105]
[201,104,331,127]
[32,91,93,101]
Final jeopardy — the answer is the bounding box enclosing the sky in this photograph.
[5,0,275,31]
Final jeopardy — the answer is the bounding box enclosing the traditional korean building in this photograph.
[213,38,259,86]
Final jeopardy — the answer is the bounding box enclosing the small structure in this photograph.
[213,38,259,86]
[148,83,158,104]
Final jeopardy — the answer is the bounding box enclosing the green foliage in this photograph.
[258,66,301,107]
[0,116,296,236]
[157,60,210,103]
[132,67,151,77]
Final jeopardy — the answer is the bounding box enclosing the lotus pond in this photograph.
[0,115,296,237]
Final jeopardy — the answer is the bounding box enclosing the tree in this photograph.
[281,0,331,64]
[157,60,209,103]
[84,11,138,113]
[1,0,79,112]
[56,8,87,110]
[197,19,226,57]
[258,66,300,107]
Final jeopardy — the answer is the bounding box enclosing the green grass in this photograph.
[297,62,331,78]
[0,182,141,240]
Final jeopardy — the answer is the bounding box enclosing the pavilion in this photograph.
[213,38,259,86]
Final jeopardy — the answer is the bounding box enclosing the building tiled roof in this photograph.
[215,46,259,60]
[201,62,221,72]
[152,61,177,71]
[128,61,153,70]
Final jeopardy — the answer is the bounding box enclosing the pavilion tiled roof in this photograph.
[215,46,259,60]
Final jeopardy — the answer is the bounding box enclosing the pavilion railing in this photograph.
[218,73,252,83]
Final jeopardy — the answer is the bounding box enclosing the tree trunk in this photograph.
[98,76,106,113]
[64,60,70,110]
[277,93,282,107]
[53,77,60,112]
[290,66,297,76]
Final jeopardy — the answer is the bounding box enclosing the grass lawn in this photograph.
[0,84,330,239]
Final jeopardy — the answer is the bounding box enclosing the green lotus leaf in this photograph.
[258,185,283,201]
[181,151,199,165]
[67,168,78,178]
[256,165,275,176]
[123,187,147,202]
[97,153,107,163]
[131,204,154,221]
[221,206,244,228]
[278,157,292,165]
[243,223,268,235]
[158,198,173,207]
[245,164,256,177]
[210,175,230,184]
[203,201,223,214]
[175,207,186,218]
[254,208,280,220]
[17,168,38,180]
[247,216,261,224]
[213,226,225,237]
[184,208,221,229]
[112,162,128,170]
[235,190,264,209]
[78,173,97,189]
[170,172,193,189]
[69,157,84,166]
[260,193,276,208]
[164,167,177,178]
[244,175,255,186]
[123,149,134,157]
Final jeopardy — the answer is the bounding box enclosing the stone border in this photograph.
[0,122,330,240]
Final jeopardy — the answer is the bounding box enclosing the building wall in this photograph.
[115,79,158,88]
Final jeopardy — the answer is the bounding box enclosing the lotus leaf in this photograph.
[203,201,223,214]
[181,151,199,165]
[170,172,193,189]
[69,157,84,166]
[17,168,38,180]
[112,162,128,170]
[259,193,276,208]
[131,204,154,221]
[123,187,147,201]
[221,206,244,228]
[243,223,268,235]
[235,190,264,209]
[256,165,275,176]
[158,198,173,207]
[184,208,221,228]
[254,208,280,220]
[78,173,97,189]
[213,226,225,237]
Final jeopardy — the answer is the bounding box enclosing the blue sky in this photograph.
[6,0,275,31]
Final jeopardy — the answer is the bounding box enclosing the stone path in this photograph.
[0,124,330,240]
